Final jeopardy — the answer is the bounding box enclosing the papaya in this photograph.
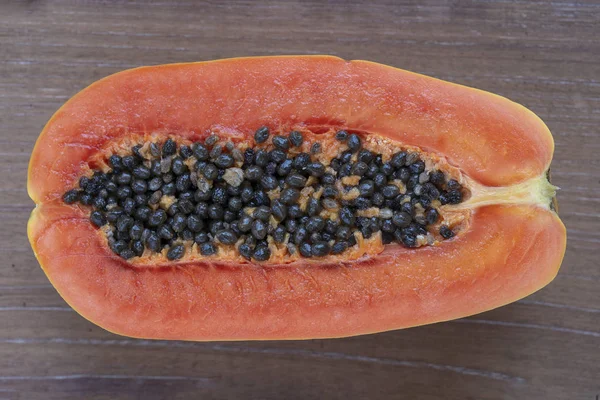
[27,56,566,340]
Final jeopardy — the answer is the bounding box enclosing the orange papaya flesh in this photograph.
[27,56,566,340]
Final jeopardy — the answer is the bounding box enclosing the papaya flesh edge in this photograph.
[27,56,566,340]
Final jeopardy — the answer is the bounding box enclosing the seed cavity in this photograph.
[64,127,465,262]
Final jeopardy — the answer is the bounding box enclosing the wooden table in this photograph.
[1,1,598,399]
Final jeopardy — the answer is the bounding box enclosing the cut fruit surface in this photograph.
[27,56,566,340]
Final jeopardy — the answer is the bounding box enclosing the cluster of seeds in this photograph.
[63,127,463,262]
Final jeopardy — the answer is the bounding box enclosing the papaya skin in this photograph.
[27,56,566,340]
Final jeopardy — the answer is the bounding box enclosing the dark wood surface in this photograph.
[1,1,599,399]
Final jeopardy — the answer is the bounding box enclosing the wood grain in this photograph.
[1,1,599,399]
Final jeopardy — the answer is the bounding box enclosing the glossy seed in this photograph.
[200,242,217,256]
[321,173,335,185]
[271,200,287,221]
[306,162,325,177]
[109,155,123,170]
[352,161,368,176]
[122,155,138,170]
[306,216,325,233]
[430,170,445,187]
[129,222,143,240]
[227,197,243,212]
[146,232,161,252]
[338,163,352,177]
[175,174,191,192]
[116,172,132,185]
[402,234,417,248]
[215,154,234,169]
[161,182,176,195]
[210,144,223,159]
[289,131,303,147]
[310,143,321,154]
[277,159,293,176]
[216,229,238,245]
[185,214,203,232]
[273,226,286,243]
[254,126,269,143]
[312,241,331,257]
[80,193,93,205]
[292,153,310,171]
[241,184,254,201]
[193,144,209,161]
[148,142,160,157]
[358,180,375,197]
[306,198,321,216]
[358,149,374,164]
[244,165,263,181]
[90,211,106,227]
[63,189,80,204]
[158,225,174,240]
[120,248,135,260]
[206,203,223,220]
[148,209,167,227]
[133,166,151,179]
[253,245,271,261]
[250,206,268,222]
[132,240,144,256]
[293,227,308,244]
[280,188,300,205]
[285,204,300,219]
[162,139,177,156]
[391,152,407,168]
[322,198,338,210]
[146,177,161,191]
[130,180,147,194]
[409,160,425,174]
[405,152,419,165]
[440,225,455,239]
[179,145,193,159]
[238,214,253,232]
[446,189,463,204]
[286,173,307,188]
[252,190,269,207]
[251,219,268,240]
[238,243,252,259]
[93,196,107,210]
[392,212,412,228]
[172,157,187,175]
[272,135,290,151]
[347,134,361,152]
[202,163,218,180]
[382,185,400,198]
[205,134,219,146]
[339,207,355,226]
[268,149,286,164]
[260,175,278,191]
[299,242,312,257]
[191,232,207,244]
[425,208,439,225]
[253,149,268,167]
[167,244,185,260]
[331,241,348,254]
[335,130,348,141]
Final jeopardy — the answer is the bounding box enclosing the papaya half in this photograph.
[27,56,566,340]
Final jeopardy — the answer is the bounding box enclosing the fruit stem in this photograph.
[452,172,558,212]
